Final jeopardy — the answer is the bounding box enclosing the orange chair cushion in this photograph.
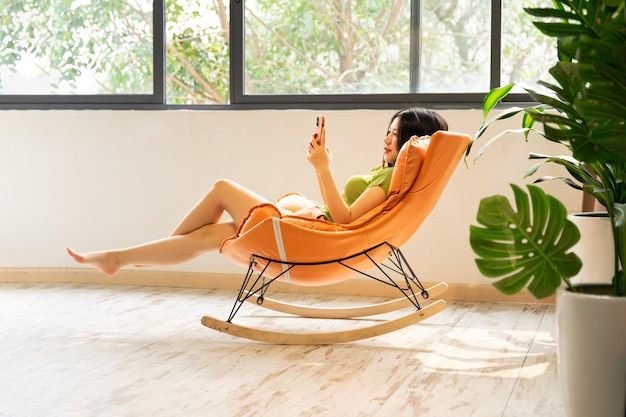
[219,131,471,286]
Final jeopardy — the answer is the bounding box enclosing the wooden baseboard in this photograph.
[0,268,555,304]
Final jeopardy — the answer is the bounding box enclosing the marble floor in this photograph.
[0,283,563,417]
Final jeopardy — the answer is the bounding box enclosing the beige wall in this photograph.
[0,108,579,285]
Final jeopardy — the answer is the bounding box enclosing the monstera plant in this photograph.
[469,0,626,299]
[467,1,626,416]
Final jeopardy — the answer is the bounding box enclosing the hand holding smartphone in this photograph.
[315,115,325,144]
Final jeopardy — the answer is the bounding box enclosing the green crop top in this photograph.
[321,165,394,222]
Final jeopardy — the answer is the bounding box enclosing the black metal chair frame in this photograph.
[226,241,431,323]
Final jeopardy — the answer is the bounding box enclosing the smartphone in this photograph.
[315,115,325,144]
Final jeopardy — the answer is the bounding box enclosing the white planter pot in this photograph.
[557,286,626,417]
[567,212,614,285]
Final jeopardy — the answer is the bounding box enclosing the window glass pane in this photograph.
[501,0,556,88]
[243,0,492,96]
[0,0,153,95]
[420,0,491,92]
[244,0,412,95]
[166,0,230,104]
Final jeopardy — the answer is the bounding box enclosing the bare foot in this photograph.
[66,247,121,276]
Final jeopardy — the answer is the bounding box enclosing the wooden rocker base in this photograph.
[203,244,448,344]
[242,282,448,319]
[201,298,447,345]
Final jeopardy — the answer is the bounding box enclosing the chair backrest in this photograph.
[220,131,472,286]
[359,130,472,247]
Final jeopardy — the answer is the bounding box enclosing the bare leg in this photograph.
[67,221,237,276]
[171,179,271,236]
[67,179,270,275]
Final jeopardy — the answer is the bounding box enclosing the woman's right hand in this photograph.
[307,126,332,173]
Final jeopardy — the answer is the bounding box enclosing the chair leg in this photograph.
[225,254,294,322]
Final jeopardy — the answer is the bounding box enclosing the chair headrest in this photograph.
[387,135,430,199]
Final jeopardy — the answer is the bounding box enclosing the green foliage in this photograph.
[165,0,230,104]
[0,0,153,93]
[243,0,412,95]
[469,0,626,297]
[470,185,581,299]
[0,0,561,103]
[524,1,626,164]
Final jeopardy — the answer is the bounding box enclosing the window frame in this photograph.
[0,1,166,110]
[0,0,532,110]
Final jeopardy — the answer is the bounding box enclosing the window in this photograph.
[501,0,555,89]
[418,0,492,93]
[243,0,414,95]
[0,0,554,108]
[166,0,229,104]
[0,0,160,105]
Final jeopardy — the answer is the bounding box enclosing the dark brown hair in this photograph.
[389,107,449,151]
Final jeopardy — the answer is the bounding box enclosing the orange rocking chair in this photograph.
[201,131,472,344]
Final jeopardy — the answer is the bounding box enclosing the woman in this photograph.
[67,107,448,276]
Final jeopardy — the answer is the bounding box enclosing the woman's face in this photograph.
[383,117,400,164]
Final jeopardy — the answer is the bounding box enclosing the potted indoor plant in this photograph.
[467,1,626,416]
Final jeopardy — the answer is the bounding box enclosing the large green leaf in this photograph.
[600,0,625,8]
[470,184,582,299]
[575,94,626,122]
[481,83,515,122]
[526,153,602,190]
[587,125,626,162]
[532,21,589,38]
[471,128,531,161]
[467,104,527,160]
[523,7,581,21]
[594,62,626,93]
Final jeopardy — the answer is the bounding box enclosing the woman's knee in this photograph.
[208,179,235,199]
[212,178,238,193]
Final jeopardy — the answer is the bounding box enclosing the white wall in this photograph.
[0,108,580,285]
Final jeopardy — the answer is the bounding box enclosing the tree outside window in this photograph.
[0,0,555,106]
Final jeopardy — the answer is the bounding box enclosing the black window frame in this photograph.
[0,0,531,110]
